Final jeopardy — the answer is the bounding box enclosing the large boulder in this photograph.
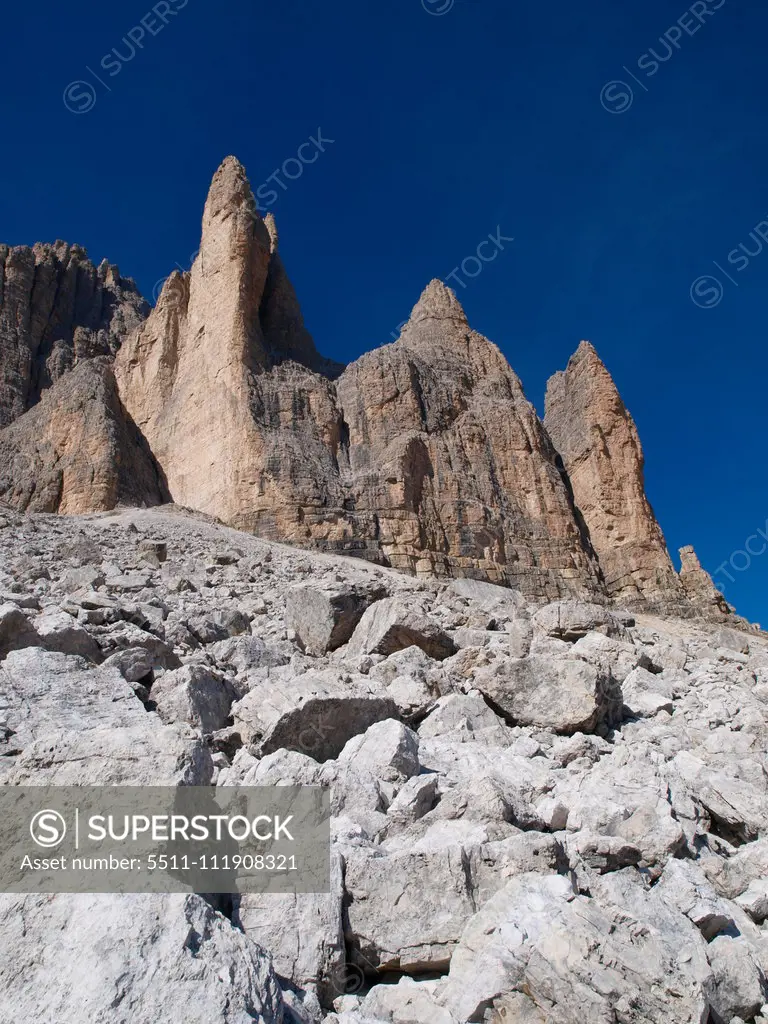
[620,665,674,718]
[33,610,102,662]
[151,664,239,734]
[563,757,686,871]
[343,845,475,974]
[231,668,400,762]
[418,693,511,746]
[0,893,284,1023]
[672,750,768,844]
[347,599,456,661]
[702,837,768,900]
[706,935,768,1022]
[208,634,290,675]
[0,602,40,658]
[5,723,213,786]
[187,606,251,644]
[361,977,458,1024]
[472,655,620,734]
[0,648,146,761]
[286,583,386,655]
[438,873,709,1024]
[338,720,420,785]
[448,578,529,620]
[531,599,623,641]
[260,695,400,764]
[235,852,345,1007]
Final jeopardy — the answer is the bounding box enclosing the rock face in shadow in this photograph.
[0,241,162,514]
[0,241,148,429]
[0,358,168,513]
[544,341,687,612]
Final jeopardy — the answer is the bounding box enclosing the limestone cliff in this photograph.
[0,241,148,429]
[114,157,348,541]
[679,545,733,620]
[0,358,168,513]
[115,159,601,601]
[334,281,603,596]
[0,157,738,618]
[544,341,686,611]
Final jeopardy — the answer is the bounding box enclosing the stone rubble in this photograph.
[0,504,766,1022]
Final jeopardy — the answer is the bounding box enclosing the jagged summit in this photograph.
[547,341,605,391]
[0,155,746,623]
[263,212,279,252]
[205,154,253,209]
[408,279,469,325]
[573,338,600,360]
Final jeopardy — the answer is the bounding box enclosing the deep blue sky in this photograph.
[2,0,766,624]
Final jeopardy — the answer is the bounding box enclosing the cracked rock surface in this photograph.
[0,504,767,1022]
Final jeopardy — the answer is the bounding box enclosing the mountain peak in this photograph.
[2,159,747,629]
[408,279,468,325]
[202,155,262,230]
[544,342,686,611]
[212,154,248,186]
[574,339,599,360]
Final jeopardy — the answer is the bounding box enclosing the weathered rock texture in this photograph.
[114,157,604,602]
[0,241,148,429]
[0,505,766,1023]
[0,158,744,621]
[544,341,687,612]
[0,358,167,513]
[114,157,347,547]
[679,544,733,619]
[332,281,602,596]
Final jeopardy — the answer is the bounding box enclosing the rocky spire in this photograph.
[191,155,273,372]
[334,286,603,597]
[544,341,687,611]
[407,279,469,326]
[114,157,345,528]
[678,545,733,619]
[263,212,279,253]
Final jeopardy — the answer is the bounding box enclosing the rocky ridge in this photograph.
[0,156,747,624]
[113,159,604,604]
[0,505,767,1023]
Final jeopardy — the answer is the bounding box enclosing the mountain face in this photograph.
[113,158,601,602]
[544,341,688,613]
[0,242,165,514]
[333,280,603,598]
[0,157,737,619]
[0,359,168,514]
[0,241,148,429]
